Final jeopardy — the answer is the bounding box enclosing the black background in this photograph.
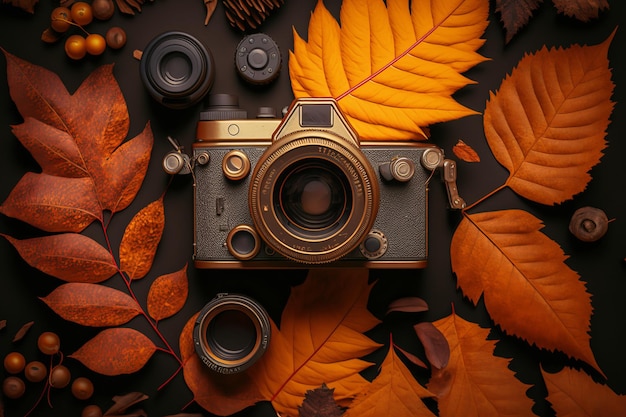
[0,1,625,416]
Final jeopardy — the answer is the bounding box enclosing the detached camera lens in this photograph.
[193,294,270,374]
[140,31,215,109]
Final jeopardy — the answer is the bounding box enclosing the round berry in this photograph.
[3,376,26,399]
[82,404,103,417]
[86,33,106,56]
[3,352,26,374]
[71,2,94,26]
[50,6,72,33]
[105,26,126,49]
[38,331,61,354]
[24,361,48,383]
[71,377,94,400]
[49,365,71,388]
[65,35,87,60]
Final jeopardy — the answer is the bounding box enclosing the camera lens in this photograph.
[277,160,351,237]
[249,131,379,264]
[193,294,270,374]
[140,31,214,109]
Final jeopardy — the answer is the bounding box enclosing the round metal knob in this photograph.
[227,225,261,260]
[359,229,388,259]
[222,150,251,181]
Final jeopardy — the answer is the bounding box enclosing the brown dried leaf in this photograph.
[552,0,609,22]
[495,0,542,44]
[2,233,118,283]
[104,392,149,416]
[147,264,188,321]
[41,27,62,43]
[119,197,164,280]
[0,320,6,331]
[70,328,156,376]
[299,383,344,417]
[414,322,450,370]
[452,139,480,163]
[12,321,34,342]
[203,0,217,25]
[386,297,429,314]
[40,283,141,327]
[484,33,614,205]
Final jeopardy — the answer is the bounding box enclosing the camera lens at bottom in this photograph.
[193,293,270,374]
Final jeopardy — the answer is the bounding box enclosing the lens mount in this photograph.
[140,31,214,109]
[193,294,270,374]
[249,131,379,264]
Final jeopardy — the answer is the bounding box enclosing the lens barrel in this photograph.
[140,31,214,109]
[193,293,271,374]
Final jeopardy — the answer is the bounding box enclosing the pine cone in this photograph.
[223,0,284,31]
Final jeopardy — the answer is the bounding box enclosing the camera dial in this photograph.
[235,33,281,85]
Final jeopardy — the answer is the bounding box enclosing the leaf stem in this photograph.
[463,183,508,212]
[98,219,184,376]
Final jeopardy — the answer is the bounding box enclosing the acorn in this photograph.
[569,206,609,242]
[92,0,115,20]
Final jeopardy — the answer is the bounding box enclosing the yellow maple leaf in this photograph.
[450,209,602,376]
[483,31,615,205]
[429,312,535,417]
[289,0,490,140]
[344,346,436,417]
[542,366,626,416]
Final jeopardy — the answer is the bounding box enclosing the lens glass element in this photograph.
[206,310,256,361]
[276,160,351,238]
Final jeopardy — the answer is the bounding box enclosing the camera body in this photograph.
[190,95,448,269]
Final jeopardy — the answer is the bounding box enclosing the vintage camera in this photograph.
[164,94,464,268]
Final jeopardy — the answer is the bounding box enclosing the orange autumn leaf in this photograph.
[70,328,156,376]
[119,197,164,280]
[344,346,435,417]
[428,312,535,417]
[542,366,626,415]
[450,210,601,375]
[290,0,489,140]
[181,269,381,417]
[483,32,614,205]
[147,263,189,321]
[452,139,480,162]
[1,49,153,216]
[2,233,117,283]
[40,283,141,327]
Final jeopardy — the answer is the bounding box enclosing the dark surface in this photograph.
[0,1,625,416]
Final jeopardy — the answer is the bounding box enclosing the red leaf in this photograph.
[11,117,87,178]
[386,297,429,314]
[119,197,165,280]
[70,328,156,375]
[98,124,153,213]
[147,264,188,321]
[40,283,141,327]
[0,173,101,232]
[2,233,117,283]
[414,322,450,370]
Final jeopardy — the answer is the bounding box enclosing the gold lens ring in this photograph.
[249,130,379,264]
